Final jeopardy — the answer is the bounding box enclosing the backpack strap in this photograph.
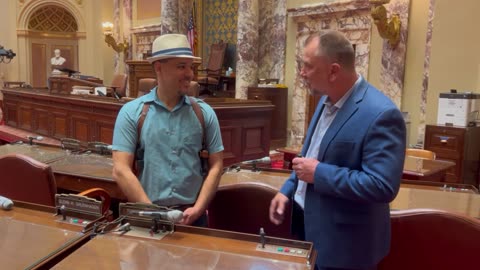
[188,97,208,156]
[133,101,152,175]
[188,97,210,177]
[137,102,152,143]
[134,97,209,177]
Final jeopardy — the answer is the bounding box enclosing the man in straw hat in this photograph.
[112,34,224,226]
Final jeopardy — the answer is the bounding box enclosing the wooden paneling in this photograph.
[71,114,91,142]
[248,87,288,148]
[19,105,33,130]
[33,107,50,135]
[31,43,47,88]
[0,89,274,166]
[52,111,69,138]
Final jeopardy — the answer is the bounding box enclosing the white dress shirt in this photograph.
[294,76,362,209]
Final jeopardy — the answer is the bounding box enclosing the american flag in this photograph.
[187,1,197,56]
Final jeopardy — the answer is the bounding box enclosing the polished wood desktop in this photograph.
[52,226,315,270]
[0,201,90,270]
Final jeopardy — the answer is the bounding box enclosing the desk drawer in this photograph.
[425,126,465,156]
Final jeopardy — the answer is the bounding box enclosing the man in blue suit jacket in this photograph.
[270,31,406,270]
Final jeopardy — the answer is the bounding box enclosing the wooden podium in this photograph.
[49,76,104,95]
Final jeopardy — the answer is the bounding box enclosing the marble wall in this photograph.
[287,0,411,146]
[287,0,372,146]
[235,0,287,99]
[379,0,411,108]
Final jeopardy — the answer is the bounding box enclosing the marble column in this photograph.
[122,0,133,95]
[161,0,179,34]
[113,0,121,73]
[235,0,259,100]
[258,0,287,83]
[418,0,436,145]
[378,0,411,108]
[160,0,191,35]
[122,0,133,58]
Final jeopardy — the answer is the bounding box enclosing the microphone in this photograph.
[26,135,43,145]
[26,135,44,141]
[0,195,14,210]
[138,210,184,223]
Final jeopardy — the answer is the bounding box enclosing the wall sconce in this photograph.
[369,0,401,47]
[102,21,129,54]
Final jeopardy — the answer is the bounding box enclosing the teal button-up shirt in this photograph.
[112,89,224,206]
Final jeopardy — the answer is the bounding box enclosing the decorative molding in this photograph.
[287,0,372,146]
[288,0,370,19]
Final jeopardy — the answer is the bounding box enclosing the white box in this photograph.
[437,92,480,126]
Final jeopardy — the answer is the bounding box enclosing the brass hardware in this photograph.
[369,0,401,47]
[102,22,129,54]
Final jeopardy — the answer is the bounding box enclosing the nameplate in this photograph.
[55,194,103,216]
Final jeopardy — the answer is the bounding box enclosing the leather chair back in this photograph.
[197,40,227,92]
[0,153,57,206]
[137,78,156,97]
[110,73,128,97]
[207,182,292,239]
[379,209,480,269]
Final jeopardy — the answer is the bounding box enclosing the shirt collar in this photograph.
[324,75,363,110]
[144,88,191,108]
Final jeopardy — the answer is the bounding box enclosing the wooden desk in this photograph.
[0,201,90,270]
[277,147,456,182]
[221,169,480,218]
[402,156,456,182]
[248,86,288,148]
[1,89,273,166]
[48,76,104,95]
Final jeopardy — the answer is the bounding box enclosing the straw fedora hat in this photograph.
[147,34,201,63]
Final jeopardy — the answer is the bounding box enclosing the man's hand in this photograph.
[180,206,203,225]
[292,157,319,183]
[269,193,290,225]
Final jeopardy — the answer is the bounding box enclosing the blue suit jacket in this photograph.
[280,78,406,268]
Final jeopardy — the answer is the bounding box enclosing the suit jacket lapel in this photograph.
[317,79,369,161]
[302,95,327,157]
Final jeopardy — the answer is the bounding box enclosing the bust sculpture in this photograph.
[51,49,66,74]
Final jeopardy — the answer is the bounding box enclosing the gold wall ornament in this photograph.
[370,0,401,47]
[102,22,129,55]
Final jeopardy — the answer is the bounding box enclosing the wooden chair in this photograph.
[137,78,156,97]
[197,40,227,95]
[379,209,480,270]
[0,153,56,206]
[109,73,128,98]
[406,148,436,160]
[207,182,293,239]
